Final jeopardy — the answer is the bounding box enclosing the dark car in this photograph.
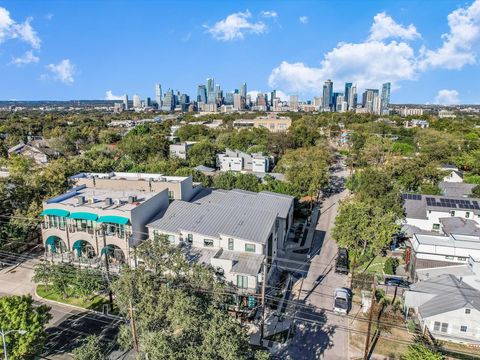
[384,277,410,288]
[335,248,349,274]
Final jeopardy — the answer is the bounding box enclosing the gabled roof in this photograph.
[409,274,480,318]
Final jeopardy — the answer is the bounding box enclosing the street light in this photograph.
[1,329,27,360]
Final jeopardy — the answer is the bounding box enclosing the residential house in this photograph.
[146,189,294,293]
[404,119,429,129]
[439,182,475,197]
[404,272,480,344]
[8,139,58,165]
[217,149,270,173]
[169,141,196,160]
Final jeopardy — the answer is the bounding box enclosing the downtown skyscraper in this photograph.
[322,79,333,111]
[155,83,162,108]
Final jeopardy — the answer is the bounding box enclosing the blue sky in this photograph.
[1,0,480,104]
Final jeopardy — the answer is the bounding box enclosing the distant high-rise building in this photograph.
[155,84,162,108]
[332,92,343,112]
[225,92,234,105]
[161,89,175,111]
[313,96,322,109]
[233,93,245,110]
[363,89,379,114]
[381,82,391,114]
[206,78,215,103]
[145,97,151,107]
[270,90,277,106]
[240,82,247,99]
[322,80,333,111]
[215,84,223,104]
[133,94,141,109]
[179,94,190,111]
[344,83,352,110]
[197,85,207,103]
[256,93,268,111]
[290,95,299,111]
[348,85,357,111]
[123,94,129,110]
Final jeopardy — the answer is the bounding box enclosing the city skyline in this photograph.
[1,0,480,104]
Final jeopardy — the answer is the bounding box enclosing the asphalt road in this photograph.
[280,158,350,359]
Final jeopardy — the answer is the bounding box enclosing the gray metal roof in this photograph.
[409,274,480,318]
[439,217,480,236]
[414,233,480,251]
[214,249,264,276]
[192,188,293,219]
[147,198,278,243]
[439,182,475,197]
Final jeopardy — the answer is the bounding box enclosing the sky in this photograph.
[1,0,480,104]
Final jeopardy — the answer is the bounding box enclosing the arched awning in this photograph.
[41,209,70,217]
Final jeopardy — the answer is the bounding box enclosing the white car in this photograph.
[333,288,351,315]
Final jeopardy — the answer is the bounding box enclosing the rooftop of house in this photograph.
[439,217,480,236]
[413,232,480,251]
[148,188,293,243]
[70,172,190,184]
[439,181,475,197]
[44,185,159,212]
[403,193,480,220]
[407,274,480,318]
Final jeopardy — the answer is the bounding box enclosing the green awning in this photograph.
[101,245,115,255]
[69,212,98,221]
[40,209,70,217]
[97,215,129,225]
[45,236,58,246]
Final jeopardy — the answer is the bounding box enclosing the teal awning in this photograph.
[101,244,115,255]
[40,209,70,217]
[46,236,58,246]
[69,212,98,221]
[97,215,129,225]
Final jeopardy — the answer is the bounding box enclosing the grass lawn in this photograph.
[37,284,110,311]
[357,255,387,274]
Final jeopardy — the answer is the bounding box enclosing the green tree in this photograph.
[275,146,332,199]
[383,257,400,275]
[0,295,52,360]
[402,343,443,360]
[73,335,105,360]
[472,185,480,198]
[188,141,217,168]
[332,200,399,263]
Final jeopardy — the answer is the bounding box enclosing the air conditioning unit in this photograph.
[88,197,95,204]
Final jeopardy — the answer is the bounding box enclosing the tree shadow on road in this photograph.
[42,312,121,356]
[276,305,337,360]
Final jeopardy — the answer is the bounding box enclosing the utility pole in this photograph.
[129,300,139,352]
[260,259,267,345]
[102,225,113,310]
[364,276,377,360]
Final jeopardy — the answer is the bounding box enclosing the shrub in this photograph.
[384,257,400,275]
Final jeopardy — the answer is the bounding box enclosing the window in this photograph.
[457,257,467,261]
[432,223,440,230]
[465,308,471,314]
[187,234,193,244]
[450,210,455,217]
[460,325,468,333]
[168,191,174,200]
[466,212,470,218]
[245,244,256,253]
[433,322,440,331]
[445,256,454,260]
[441,323,448,333]
[204,239,214,247]
[228,238,234,251]
[237,275,248,289]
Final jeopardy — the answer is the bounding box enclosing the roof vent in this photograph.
[77,196,85,205]
[105,197,113,206]
[88,197,95,204]
[128,195,137,204]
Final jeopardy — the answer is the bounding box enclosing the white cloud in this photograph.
[11,50,39,66]
[205,10,266,41]
[45,59,76,84]
[261,10,278,18]
[0,7,41,49]
[104,90,124,100]
[419,0,480,70]
[268,40,417,94]
[45,13,54,21]
[368,12,420,41]
[299,16,308,24]
[435,89,460,104]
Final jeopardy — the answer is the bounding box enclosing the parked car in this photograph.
[333,287,351,314]
[335,248,349,274]
[384,277,410,288]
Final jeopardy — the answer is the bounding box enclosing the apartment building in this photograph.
[233,114,292,132]
[147,189,294,293]
[217,149,270,173]
[71,172,201,201]
[41,184,169,267]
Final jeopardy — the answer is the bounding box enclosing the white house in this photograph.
[404,273,480,345]
[217,149,270,173]
[169,142,196,160]
[146,189,294,293]
[402,194,480,234]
